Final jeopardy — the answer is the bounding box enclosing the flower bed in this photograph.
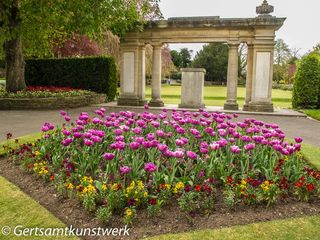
[0,86,106,109]
[9,107,320,224]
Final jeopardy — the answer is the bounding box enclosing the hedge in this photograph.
[292,53,320,109]
[0,59,5,69]
[25,56,118,101]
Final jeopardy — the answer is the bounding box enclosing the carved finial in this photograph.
[256,0,274,17]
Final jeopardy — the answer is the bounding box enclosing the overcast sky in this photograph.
[159,0,320,57]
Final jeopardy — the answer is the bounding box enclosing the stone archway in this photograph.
[117,1,285,112]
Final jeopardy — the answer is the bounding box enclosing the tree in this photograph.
[192,43,229,83]
[170,48,192,69]
[145,44,174,80]
[273,39,292,83]
[312,42,320,55]
[292,53,320,109]
[0,0,161,92]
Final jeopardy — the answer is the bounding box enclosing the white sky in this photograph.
[159,0,320,57]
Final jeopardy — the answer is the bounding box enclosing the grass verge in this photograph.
[0,176,78,240]
[0,132,42,156]
[147,215,320,240]
[304,110,320,121]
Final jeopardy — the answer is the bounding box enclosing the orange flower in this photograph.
[195,185,201,192]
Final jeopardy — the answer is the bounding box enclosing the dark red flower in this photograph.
[6,133,13,140]
[149,198,157,205]
[227,176,233,184]
[184,185,192,192]
[306,183,315,193]
[128,198,135,206]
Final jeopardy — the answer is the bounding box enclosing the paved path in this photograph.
[1,106,320,147]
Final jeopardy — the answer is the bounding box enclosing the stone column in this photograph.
[149,44,164,107]
[243,44,254,110]
[244,40,275,112]
[224,43,239,110]
[137,45,147,105]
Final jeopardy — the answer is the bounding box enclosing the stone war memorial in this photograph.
[117,0,285,112]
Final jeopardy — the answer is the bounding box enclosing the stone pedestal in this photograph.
[179,68,206,109]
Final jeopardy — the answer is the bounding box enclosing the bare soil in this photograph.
[1,157,320,240]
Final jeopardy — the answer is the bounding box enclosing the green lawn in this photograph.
[304,110,320,121]
[148,215,320,240]
[0,132,43,156]
[0,176,79,240]
[145,85,292,108]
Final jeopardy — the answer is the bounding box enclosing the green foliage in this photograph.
[170,48,192,69]
[25,57,118,101]
[292,53,320,109]
[0,0,161,58]
[192,43,229,82]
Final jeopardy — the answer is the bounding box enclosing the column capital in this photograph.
[151,42,163,49]
[227,41,240,47]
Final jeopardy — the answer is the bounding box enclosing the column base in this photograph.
[118,97,146,106]
[149,99,164,107]
[224,102,239,110]
[243,102,274,112]
[179,103,205,109]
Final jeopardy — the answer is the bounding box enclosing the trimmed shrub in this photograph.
[25,56,118,101]
[292,53,320,109]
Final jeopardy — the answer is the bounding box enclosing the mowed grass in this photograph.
[304,110,320,121]
[145,85,292,108]
[0,176,79,240]
[148,215,320,240]
[0,132,43,156]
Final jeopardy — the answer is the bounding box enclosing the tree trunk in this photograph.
[4,0,26,93]
[5,37,26,92]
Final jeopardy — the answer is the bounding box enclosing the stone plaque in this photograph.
[123,52,135,93]
[254,52,270,99]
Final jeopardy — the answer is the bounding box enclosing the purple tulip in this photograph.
[294,137,303,143]
[187,151,197,160]
[84,139,94,146]
[129,142,140,150]
[42,125,49,132]
[157,144,168,152]
[174,150,184,158]
[244,143,256,151]
[91,135,102,143]
[230,145,241,154]
[144,162,157,173]
[64,116,71,122]
[62,129,71,136]
[210,142,220,150]
[60,110,67,116]
[200,148,208,154]
[114,129,123,135]
[74,132,83,138]
[103,153,115,161]
[120,166,131,175]
[62,138,73,146]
